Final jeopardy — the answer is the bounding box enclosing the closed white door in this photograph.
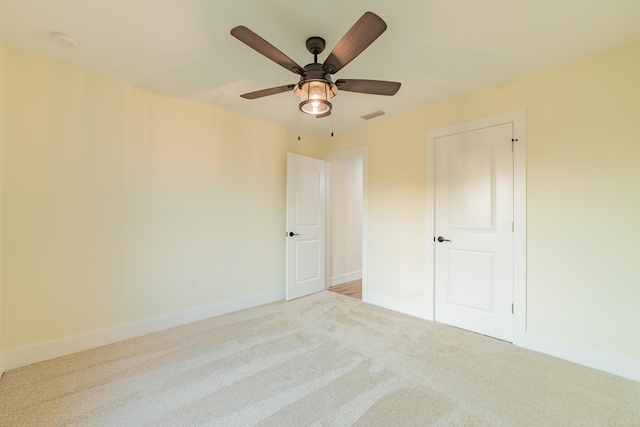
[286,153,326,300]
[434,123,514,341]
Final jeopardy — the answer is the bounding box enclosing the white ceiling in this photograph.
[1,0,640,136]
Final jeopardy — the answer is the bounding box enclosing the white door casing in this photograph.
[286,153,326,300]
[434,123,514,341]
[325,146,369,302]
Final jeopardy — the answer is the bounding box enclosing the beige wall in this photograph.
[1,48,319,351]
[2,39,639,369]
[318,42,640,362]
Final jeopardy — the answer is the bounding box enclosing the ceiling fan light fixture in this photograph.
[295,80,338,115]
[231,12,400,119]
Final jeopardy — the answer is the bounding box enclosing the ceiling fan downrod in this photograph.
[305,36,326,64]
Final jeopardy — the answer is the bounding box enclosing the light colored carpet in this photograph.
[1,291,639,426]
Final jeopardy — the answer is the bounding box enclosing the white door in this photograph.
[286,153,326,300]
[434,123,514,341]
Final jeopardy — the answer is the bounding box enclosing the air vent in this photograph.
[360,110,385,120]
[211,92,251,111]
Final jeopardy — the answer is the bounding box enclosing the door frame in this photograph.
[425,109,526,346]
[324,146,369,301]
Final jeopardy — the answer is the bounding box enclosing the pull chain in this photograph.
[331,112,334,138]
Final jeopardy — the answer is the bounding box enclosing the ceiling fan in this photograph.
[230,11,401,118]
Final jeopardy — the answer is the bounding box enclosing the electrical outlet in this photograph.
[189,277,198,289]
[378,213,386,223]
[401,272,408,281]
[355,250,360,260]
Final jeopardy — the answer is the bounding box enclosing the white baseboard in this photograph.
[523,333,640,383]
[362,292,639,383]
[328,271,362,287]
[3,289,285,371]
[365,292,430,320]
[5,289,637,384]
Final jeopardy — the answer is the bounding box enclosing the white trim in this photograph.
[366,292,430,320]
[0,42,5,378]
[424,131,436,321]
[368,297,639,383]
[366,294,639,382]
[324,146,369,302]
[3,289,284,371]
[525,333,640,383]
[512,110,527,346]
[328,271,362,287]
[425,109,527,342]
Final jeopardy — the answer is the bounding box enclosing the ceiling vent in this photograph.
[211,92,251,111]
[360,110,385,120]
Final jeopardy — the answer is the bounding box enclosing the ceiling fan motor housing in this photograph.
[305,37,326,55]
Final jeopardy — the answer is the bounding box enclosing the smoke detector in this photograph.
[52,32,80,48]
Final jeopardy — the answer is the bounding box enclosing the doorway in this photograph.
[325,148,368,301]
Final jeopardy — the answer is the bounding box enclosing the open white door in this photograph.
[434,123,514,341]
[286,153,326,300]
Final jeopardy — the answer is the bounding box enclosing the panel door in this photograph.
[434,124,514,341]
[286,153,326,300]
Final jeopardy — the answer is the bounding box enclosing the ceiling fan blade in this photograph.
[240,84,296,100]
[322,12,387,74]
[231,26,304,75]
[335,79,401,96]
[316,111,331,118]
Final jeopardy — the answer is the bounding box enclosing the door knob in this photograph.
[289,232,300,237]
[437,236,451,242]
